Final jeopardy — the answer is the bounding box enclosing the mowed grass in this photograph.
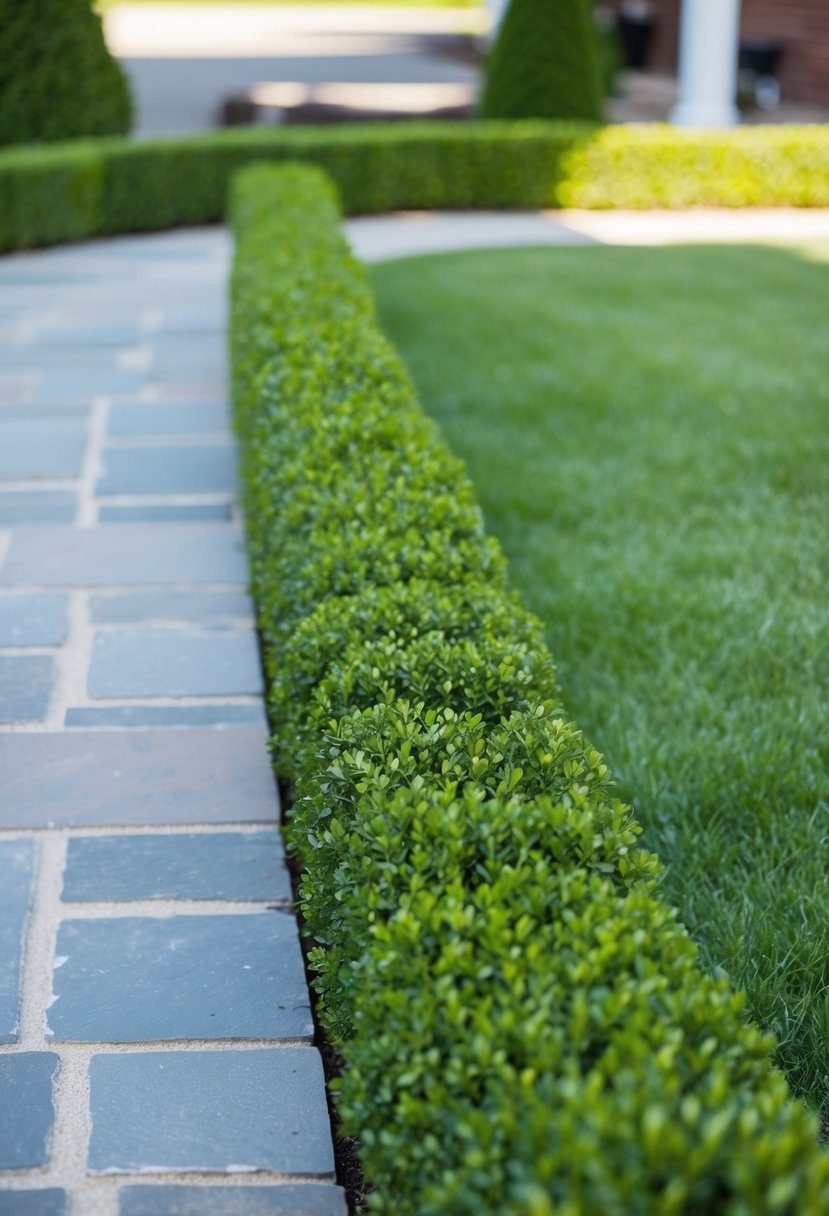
[371,241,829,1114]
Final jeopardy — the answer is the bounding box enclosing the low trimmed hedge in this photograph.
[230,160,829,1213]
[2,120,829,252]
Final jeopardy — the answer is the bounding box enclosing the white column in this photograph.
[670,0,742,127]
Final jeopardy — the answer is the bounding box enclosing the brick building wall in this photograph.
[627,1,829,106]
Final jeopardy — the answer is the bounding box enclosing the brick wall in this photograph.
[620,0,829,106]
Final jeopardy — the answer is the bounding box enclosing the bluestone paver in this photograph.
[97,445,236,496]
[0,1054,59,1169]
[0,1190,67,1215]
[0,420,86,480]
[36,322,141,346]
[0,728,277,827]
[119,1184,347,1216]
[108,401,228,437]
[36,367,144,397]
[98,503,231,523]
[62,831,288,902]
[0,595,67,647]
[1,525,248,586]
[0,838,35,1042]
[65,704,266,729]
[49,912,310,1041]
[88,630,263,699]
[0,404,90,419]
[88,1049,333,1174]
[0,492,76,524]
[89,590,253,625]
[0,656,53,723]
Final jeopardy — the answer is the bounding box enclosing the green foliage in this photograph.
[230,161,829,1212]
[558,123,829,207]
[0,0,131,147]
[372,240,829,1113]
[0,143,103,246]
[0,121,827,252]
[480,0,604,122]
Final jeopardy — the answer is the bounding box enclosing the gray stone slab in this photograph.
[0,1191,67,1215]
[152,334,225,359]
[0,727,277,828]
[0,492,76,524]
[89,591,254,626]
[0,595,67,646]
[0,404,89,419]
[0,839,35,1043]
[108,401,228,438]
[49,912,309,1041]
[119,1184,346,1216]
[88,631,263,699]
[1,525,248,586]
[0,348,118,369]
[65,704,266,729]
[151,379,228,398]
[98,504,231,523]
[62,831,287,902]
[97,446,236,496]
[37,324,142,347]
[158,308,227,335]
[88,1049,333,1175]
[0,656,53,723]
[0,1054,59,1169]
[0,420,86,480]
[37,368,144,397]
[0,375,30,405]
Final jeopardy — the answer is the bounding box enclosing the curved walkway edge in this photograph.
[345,206,829,261]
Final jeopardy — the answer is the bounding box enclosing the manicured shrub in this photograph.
[0,143,102,247]
[0,0,131,147]
[480,0,604,122]
[0,121,827,253]
[557,122,829,208]
[230,161,829,1212]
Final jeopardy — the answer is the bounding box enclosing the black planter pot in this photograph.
[618,15,655,69]
[739,39,782,78]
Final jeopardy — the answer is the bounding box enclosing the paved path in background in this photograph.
[106,4,481,136]
[0,230,343,1216]
[344,206,829,261]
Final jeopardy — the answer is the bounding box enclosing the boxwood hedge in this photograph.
[1,120,828,253]
[230,163,829,1213]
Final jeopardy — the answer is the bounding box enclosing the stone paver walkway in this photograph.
[345,207,829,261]
[0,230,344,1216]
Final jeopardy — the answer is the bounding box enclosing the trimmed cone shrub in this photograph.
[0,0,131,147]
[480,0,604,122]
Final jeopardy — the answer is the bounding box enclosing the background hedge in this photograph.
[229,160,829,1214]
[0,121,828,252]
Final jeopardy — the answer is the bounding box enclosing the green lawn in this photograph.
[371,241,829,1116]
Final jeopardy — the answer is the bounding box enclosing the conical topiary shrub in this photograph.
[479,0,604,122]
[0,0,132,147]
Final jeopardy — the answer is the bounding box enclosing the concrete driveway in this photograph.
[105,4,483,135]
